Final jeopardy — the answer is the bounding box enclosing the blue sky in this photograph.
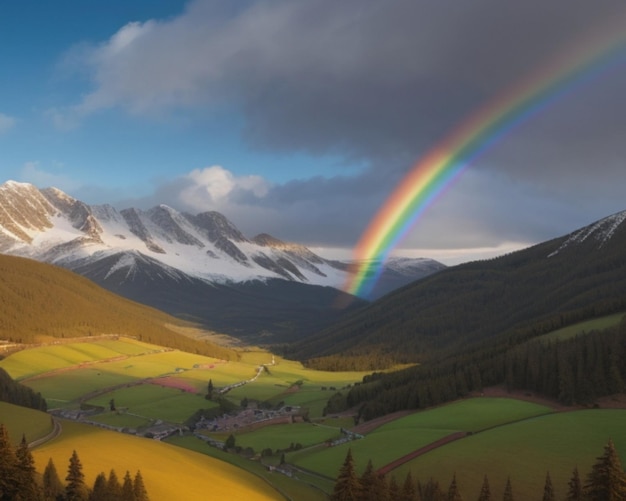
[2,0,626,263]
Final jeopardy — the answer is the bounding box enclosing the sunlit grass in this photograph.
[31,420,283,501]
[0,402,53,444]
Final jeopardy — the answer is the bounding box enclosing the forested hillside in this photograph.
[345,316,626,421]
[0,255,237,361]
[290,212,626,369]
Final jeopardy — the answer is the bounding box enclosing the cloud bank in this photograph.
[63,0,626,255]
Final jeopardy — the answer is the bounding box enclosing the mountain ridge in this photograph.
[290,208,626,367]
[0,180,445,341]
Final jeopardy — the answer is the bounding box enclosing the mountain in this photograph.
[0,253,236,361]
[0,181,444,341]
[290,209,626,367]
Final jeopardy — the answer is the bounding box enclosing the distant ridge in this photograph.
[290,209,626,367]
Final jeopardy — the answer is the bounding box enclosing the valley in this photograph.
[2,333,626,500]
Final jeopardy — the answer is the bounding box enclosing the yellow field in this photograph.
[32,421,284,501]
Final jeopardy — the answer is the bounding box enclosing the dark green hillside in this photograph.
[0,254,237,361]
[290,212,626,368]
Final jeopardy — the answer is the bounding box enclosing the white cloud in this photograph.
[179,165,270,211]
[0,113,16,134]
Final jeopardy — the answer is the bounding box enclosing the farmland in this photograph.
[3,337,626,500]
[392,408,626,499]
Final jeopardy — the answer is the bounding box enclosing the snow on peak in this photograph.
[548,210,626,258]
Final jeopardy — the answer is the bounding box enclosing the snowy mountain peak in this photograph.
[0,182,445,296]
[548,210,626,258]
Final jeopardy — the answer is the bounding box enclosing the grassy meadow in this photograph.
[3,337,626,500]
[0,402,54,444]
[32,420,283,501]
[392,409,626,500]
[288,397,552,478]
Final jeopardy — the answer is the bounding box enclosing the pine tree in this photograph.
[584,439,626,500]
[15,434,40,500]
[206,379,214,400]
[419,477,444,500]
[42,458,64,501]
[0,424,19,501]
[107,469,122,500]
[372,473,389,501]
[89,472,108,501]
[502,476,513,501]
[359,460,377,501]
[477,475,491,501]
[447,473,463,501]
[542,472,555,501]
[400,471,417,501]
[133,471,150,501]
[121,471,136,501]
[331,449,361,501]
[65,450,89,501]
[389,476,400,500]
[565,467,583,501]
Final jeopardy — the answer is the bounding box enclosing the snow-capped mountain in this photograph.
[0,181,445,341]
[0,181,349,286]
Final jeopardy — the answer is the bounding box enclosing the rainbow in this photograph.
[344,21,626,299]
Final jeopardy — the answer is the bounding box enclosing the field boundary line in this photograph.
[29,417,62,449]
[376,431,467,475]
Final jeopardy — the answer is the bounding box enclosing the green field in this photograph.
[0,402,53,444]
[227,422,342,452]
[289,398,553,479]
[539,312,625,343]
[86,384,214,423]
[166,435,329,501]
[0,338,161,380]
[392,409,626,500]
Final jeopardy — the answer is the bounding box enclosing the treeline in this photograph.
[345,319,626,421]
[291,220,626,369]
[0,254,238,361]
[332,440,626,500]
[0,367,46,411]
[0,426,150,500]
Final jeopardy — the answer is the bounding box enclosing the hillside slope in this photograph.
[291,210,626,366]
[0,254,236,360]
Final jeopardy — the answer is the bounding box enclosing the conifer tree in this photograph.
[359,460,377,501]
[389,476,400,500]
[65,450,88,501]
[43,458,64,501]
[502,476,513,501]
[107,469,122,500]
[89,473,108,501]
[0,424,19,501]
[447,473,463,501]
[477,475,491,501]
[584,439,626,500]
[121,471,136,501]
[419,477,444,500]
[565,467,583,501]
[400,471,417,501]
[541,472,555,501]
[133,471,150,501]
[372,473,389,501]
[331,449,361,501]
[15,434,40,500]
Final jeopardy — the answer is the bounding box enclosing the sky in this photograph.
[2,0,626,265]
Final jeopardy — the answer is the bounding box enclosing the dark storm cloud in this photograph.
[75,0,626,254]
